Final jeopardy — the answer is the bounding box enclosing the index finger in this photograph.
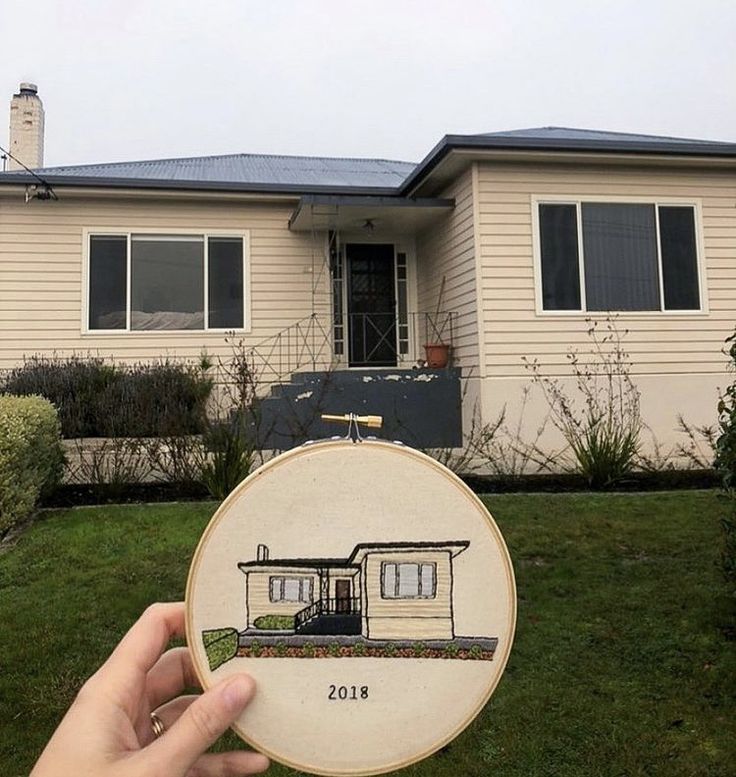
[99,602,186,686]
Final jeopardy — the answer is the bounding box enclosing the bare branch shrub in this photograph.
[66,437,153,496]
[424,386,561,479]
[674,415,717,470]
[523,316,641,489]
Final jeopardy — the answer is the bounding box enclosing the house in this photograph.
[238,541,470,640]
[1,82,735,457]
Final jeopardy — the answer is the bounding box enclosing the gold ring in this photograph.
[150,712,166,739]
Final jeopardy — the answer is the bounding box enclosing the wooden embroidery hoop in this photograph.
[186,430,516,776]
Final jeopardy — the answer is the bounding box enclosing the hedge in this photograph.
[0,395,64,537]
[1,356,213,438]
[202,627,239,671]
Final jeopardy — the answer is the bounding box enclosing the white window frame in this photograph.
[82,227,251,334]
[531,195,708,317]
[380,561,437,599]
[269,576,313,604]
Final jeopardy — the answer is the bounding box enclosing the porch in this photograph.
[243,193,464,449]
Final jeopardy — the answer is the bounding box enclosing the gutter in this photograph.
[0,173,405,198]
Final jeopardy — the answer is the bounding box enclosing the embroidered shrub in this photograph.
[253,615,295,631]
[202,628,239,671]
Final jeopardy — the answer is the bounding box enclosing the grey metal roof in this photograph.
[399,125,736,194]
[0,152,416,195]
[2,126,734,196]
[475,126,734,146]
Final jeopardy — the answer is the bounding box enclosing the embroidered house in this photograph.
[238,541,469,641]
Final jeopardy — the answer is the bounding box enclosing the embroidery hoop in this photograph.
[185,437,516,776]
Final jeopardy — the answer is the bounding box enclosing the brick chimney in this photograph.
[7,82,45,171]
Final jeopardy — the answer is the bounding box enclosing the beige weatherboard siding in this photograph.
[361,549,455,640]
[0,193,330,371]
[243,569,320,628]
[415,167,479,372]
[474,161,736,454]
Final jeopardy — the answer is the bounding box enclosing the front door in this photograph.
[346,243,397,367]
[335,580,352,613]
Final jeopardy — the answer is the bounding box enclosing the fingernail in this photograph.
[221,674,254,712]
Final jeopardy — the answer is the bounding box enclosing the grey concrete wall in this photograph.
[256,368,462,450]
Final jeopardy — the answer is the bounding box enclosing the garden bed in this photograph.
[236,635,498,660]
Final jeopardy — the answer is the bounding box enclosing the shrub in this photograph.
[524,317,641,489]
[253,615,295,630]
[0,395,64,537]
[199,411,255,499]
[201,627,239,671]
[716,331,736,599]
[1,356,212,438]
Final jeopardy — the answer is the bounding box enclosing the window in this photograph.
[87,232,247,331]
[381,562,436,599]
[536,202,701,312]
[269,576,313,603]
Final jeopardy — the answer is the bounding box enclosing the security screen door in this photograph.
[346,243,397,367]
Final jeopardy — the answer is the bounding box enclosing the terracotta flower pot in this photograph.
[424,343,451,368]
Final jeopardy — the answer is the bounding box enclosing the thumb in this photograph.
[144,673,256,775]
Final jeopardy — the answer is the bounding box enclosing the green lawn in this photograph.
[1,492,734,776]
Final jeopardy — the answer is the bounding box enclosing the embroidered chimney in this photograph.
[7,82,45,171]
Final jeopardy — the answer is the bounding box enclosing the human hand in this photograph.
[30,602,269,777]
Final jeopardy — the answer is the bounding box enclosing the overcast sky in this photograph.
[2,0,735,168]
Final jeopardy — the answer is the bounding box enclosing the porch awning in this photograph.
[288,194,455,232]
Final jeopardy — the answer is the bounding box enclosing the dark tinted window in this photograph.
[659,206,700,310]
[131,236,204,330]
[89,235,127,329]
[208,237,244,328]
[582,203,660,311]
[539,204,581,310]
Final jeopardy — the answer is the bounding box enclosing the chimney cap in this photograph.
[18,82,38,95]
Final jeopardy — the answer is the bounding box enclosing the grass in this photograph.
[1,492,734,776]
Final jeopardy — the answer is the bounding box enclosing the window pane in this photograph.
[383,563,396,598]
[302,578,313,603]
[398,563,420,597]
[582,203,660,311]
[208,237,244,328]
[659,206,700,310]
[283,579,301,602]
[539,204,581,310]
[420,564,435,597]
[131,236,204,330]
[270,578,282,602]
[89,236,127,329]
